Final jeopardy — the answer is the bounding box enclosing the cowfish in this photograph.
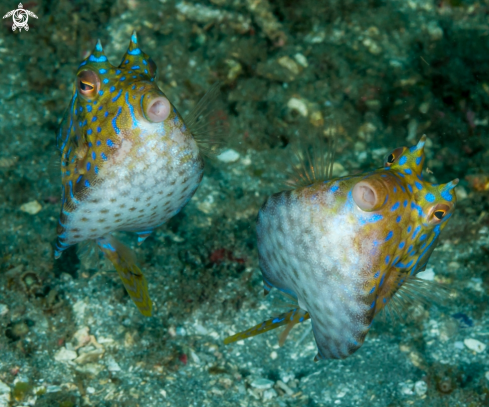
[54,32,220,316]
[224,136,458,361]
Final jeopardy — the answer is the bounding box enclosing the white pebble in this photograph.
[106,356,121,372]
[464,338,486,353]
[414,381,427,396]
[417,267,435,281]
[20,200,42,215]
[263,388,278,401]
[270,351,278,360]
[87,387,95,394]
[0,304,8,317]
[54,347,77,362]
[454,341,464,350]
[217,149,240,163]
[250,378,274,390]
[287,97,308,117]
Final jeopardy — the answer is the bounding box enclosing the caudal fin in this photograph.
[224,308,309,345]
[97,236,152,317]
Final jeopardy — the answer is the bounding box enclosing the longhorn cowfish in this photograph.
[55,32,221,316]
[224,136,458,361]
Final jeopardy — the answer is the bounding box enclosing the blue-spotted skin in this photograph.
[55,33,203,258]
[256,137,457,360]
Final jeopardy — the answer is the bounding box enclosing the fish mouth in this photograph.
[352,178,389,212]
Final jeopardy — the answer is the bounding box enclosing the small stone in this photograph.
[294,53,308,68]
[74,347,104,365]
[106,356,121,372]
[309,111,324,127]
[400,381,414,396]
[54,348,77,362]
[276,380,294,396]
[485,371,489,381]
[362,38,382,55]
[0,304,8,317]
[250,378,274,390]
[455,186,468,200]
[414,381,427,396]
[287,97,308,117]
[20,200,42,215]
[417,267,435,281]
[263,388,278,401]
[0,381,10,394]
[217,149,240,163]
[270,351,278,360]
[225,59,243,81]
[277,56,300,76]
[454,341,464,350]
[87,387,95,394]
[419,101,430,114]
[464,338,486,353]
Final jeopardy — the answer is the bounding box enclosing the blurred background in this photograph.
[0,0,488,406]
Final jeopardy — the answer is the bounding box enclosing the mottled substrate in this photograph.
[1,0,489,406]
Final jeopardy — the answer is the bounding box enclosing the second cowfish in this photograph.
[225,136,458,361]
[55,32,221,316]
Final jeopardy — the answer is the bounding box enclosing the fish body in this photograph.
[55,32,216,316]
[225,136,458,360]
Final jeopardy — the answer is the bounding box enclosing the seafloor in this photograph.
[1,0,489,406]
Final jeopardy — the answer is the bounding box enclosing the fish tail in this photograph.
[224,308,310,345]
[96,236,152,317]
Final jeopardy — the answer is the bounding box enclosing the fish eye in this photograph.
[429,203,451,224]
[434,210,445,220]
[76,70,100,99]
[148,58,157,77]
[384,147,406,167]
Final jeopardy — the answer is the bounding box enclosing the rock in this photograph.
[278,56,300,75]
[270,351,278,360]
[294,53,308,68]
[20,200,42,215]
[464,338,486,353]
[414,381,427,396]
[106,356,122,372]
[0,381,10,394]
[217,149,240,163]
[287,97,308,117]
[0,304,8,317]
[417,267,435,281]
[74,347,105,365]
[54,348,77,362]
[263,388,277,401]
[250,378,274,390]
[225,59,243,81]
[276,380,294,396]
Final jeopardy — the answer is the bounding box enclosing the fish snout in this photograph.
[352,178,388,211]
[142,90,171,123]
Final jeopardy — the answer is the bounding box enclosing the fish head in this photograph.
[346,135,458,315]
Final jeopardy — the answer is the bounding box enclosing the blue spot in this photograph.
[112,89,122,102]
[76,175,82,184]
[107,139,114,147]
[367,214,383,223]
[385,255,390,264]
[391,202,400,211]
[94,101,98,105]
[412,226,421,239]
[120,76,126,81]
[103,78,109,84]
[407,225,412,233]
[416,156,422,165]
[95,42,103,51]
[132,66,140,70]
[419,234,427,241]
[92,151,96,160]
[399,156,407,165]
[96,140,101,146]
[406,260,413,268]
[98,90,104,96]
[101,152,107,160]
[144,69,148,74]
[393,187,397,193]
[88,142,92,147]
[415,181,423,190]
[409,145,417,152]
[128,70,133,74]
[104,111,109,117]
[272,317,285,324]
[132,76,137,79]
[407,184,413,193]
[99,68,107,74]
[425,192,435,202]
[441,189,453,201]
[374,271,380,278]
[369,286,376,294]
[404,200,408,207]
[383,298,387,304]
[86,162,91,171]
[112,106,122,134]
[87,129,92,135]
[399,241,405,249]
[396,215,401,223]
[98,105,103,111]
[408,245,413,252]
[370,299,376,309]
[94,166,99,174]
[116,69,121,74]
[92,116,97,122]
[128,48,141,55]
[89,55,107,63]
[84,180,90,188]
[131,33,138,44]
[143,59,147,65]
[86,105,92,112]
[97,126,101,133]
[385,231,393,241]
[110,86,115,92]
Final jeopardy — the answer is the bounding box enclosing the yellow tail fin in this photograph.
[97,236,152,317]
[224,308,309,345]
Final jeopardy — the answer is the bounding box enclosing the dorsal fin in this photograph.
[285,124,338,189]
[184,82,226,157]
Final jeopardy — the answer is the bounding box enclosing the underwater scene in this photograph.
[1,0,489,406]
